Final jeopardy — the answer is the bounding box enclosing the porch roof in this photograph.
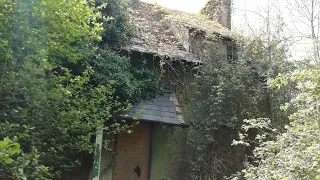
[123,93,187,127]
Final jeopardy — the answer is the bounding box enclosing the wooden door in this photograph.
[113,123,151,180]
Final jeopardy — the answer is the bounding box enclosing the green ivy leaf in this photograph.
[8,143,20,155]
[4,157,14,164]
[0,137,10,148]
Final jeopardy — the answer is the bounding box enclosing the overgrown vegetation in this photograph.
[0,136,49,179]
[0,0,158,179]
[179,0,320,178]
[2,0,320,179]
[225,0,320,179]
[235,67,320,179]
[185,36,292,179]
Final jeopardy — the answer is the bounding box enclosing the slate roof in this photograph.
[122,93,187,127]
[123,0,235,62]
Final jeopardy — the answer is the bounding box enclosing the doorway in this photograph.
[113,123,151,180]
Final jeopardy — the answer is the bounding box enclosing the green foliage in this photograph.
[186,37,292,179]
[0,137,20,165]
[0,137,50,179]
[232,118,277,147]
[231,66,320,180]
[0,65,130,177]
[86,47,159,103]
[0,0,102,67]
[0,0,157,178]
[97,0,132,45]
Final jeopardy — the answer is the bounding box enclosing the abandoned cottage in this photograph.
[87,0,235,180]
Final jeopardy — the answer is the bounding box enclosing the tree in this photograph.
[232,65,320,180]
[186,33,292,179]
[187,0,295,176]
[286,0,320,60]
[0,0,157,178]
[230,1,320,179]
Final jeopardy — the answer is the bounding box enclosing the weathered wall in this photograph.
[150,124,188,180]
[99,135,115,180]
[113,123,151,180]
[98,123,188,180]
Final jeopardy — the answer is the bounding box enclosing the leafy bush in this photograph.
[0,66,131,177]
[86,46,159,103]
[231,67,320,179]
[0,0,157,178]
[97,0,132,45]
[186,37,292,179]
[0,137,50,179]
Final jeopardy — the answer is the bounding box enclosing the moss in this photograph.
[125,0,239,61]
